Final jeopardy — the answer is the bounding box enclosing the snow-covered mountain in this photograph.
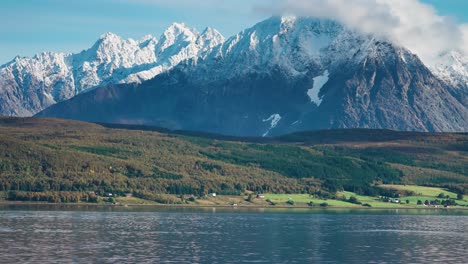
[0,23,224,116]
[37,16,468,134]
[431,51,468,105]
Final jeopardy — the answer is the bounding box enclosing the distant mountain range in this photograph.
[1,16,467,135]
[0,23,224,116]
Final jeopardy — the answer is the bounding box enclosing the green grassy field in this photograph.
[262,186,468,208]
[338,186,468,207]
[379,185,459,198]
[115,196,157,205]
[67,186,468,208]
[337,191,401,208]
[379,185,468,206]
[263,193,362,207]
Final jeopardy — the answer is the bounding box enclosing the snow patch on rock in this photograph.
[262,114,282,137]
[307,70,329,106]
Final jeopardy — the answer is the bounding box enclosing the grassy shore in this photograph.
[1,200,467,211]
[2,185,466,209]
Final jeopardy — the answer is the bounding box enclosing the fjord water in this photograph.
[0,206,467,263]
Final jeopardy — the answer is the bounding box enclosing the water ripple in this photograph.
[0,209,466,263]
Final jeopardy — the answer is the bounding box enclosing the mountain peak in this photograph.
[169,22,189,29]
[164,22,197,38]
[431,49,468,95]
[199,27,225,48]
[98,32,122,41]
[157,23,199,51]
[201,27,223,38]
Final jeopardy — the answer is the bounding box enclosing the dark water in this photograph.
[0,206,467,263]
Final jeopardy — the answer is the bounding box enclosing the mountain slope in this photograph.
[298,42,467,132]
[0,117,466,198]
[37,16,468,135]
[431,51,468,105]
[0,24,224,116]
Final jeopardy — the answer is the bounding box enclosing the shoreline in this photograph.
[1,201,467,211]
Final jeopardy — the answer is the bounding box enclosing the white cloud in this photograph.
[462,25,468,54]
[258,0,468,65]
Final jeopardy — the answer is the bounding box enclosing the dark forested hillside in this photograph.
[0,117,466,203]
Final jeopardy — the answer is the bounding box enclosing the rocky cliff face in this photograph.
[298,42,467,133]
[36,16,468,135]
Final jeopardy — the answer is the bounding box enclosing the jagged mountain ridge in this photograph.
[431,51,468,105]
[0,23,224,116]
[37,16,468,135]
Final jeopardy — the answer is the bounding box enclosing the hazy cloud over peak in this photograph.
[259,0,468,65]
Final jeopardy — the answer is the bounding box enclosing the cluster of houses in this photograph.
[379,197,400,203]
[420,199,453,208]
[204,193,265,198]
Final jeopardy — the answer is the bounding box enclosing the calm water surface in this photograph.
[0,205,467,263]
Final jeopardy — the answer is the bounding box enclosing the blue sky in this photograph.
[0,0,467,63]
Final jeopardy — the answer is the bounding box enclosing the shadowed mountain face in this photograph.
[37,68,311,137]
[36,17,467,136]
[299,42,467,133]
